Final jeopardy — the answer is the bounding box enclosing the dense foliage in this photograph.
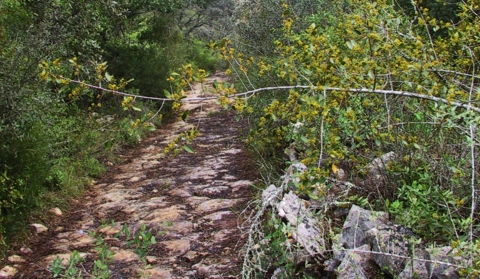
[220,0,480,276]
[0,0,225,248]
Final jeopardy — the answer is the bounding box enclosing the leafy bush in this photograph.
[186,39,219,73]
[217,0,480,273]
[387,173,467,241]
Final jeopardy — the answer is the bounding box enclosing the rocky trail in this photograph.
[2,73,258,279]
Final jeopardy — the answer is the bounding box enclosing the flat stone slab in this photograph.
[195,198,244,214]
[160,239,191,256]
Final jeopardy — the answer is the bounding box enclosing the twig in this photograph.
[465,46,477,246]
[317,89,326,168]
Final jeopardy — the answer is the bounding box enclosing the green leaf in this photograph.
[132,106,142,111]
[184,145,194,153]
[104,140,114,149]
[105,72,112,82]
[181,110,190,121]
[164,90,171,98]
[218,38,227,48]
[301,68,312,76]
[147,126,156,131]
[367,70,374,80]
[346,40,355,49]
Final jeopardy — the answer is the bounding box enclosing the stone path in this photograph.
[3,73,257,278]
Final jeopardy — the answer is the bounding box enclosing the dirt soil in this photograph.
[1,73,259,279]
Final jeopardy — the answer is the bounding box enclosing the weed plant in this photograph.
[50,222,159,278]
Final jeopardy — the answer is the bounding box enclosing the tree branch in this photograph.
[231,85,480,113]
[68,79,480,113]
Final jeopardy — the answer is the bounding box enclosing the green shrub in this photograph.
[224,0,480,255]
[387,172,468,241]
[187,39,219,73]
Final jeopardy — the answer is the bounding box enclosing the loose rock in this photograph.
[0,266,18,278]
[30,223,48,233]
[49,207,63,216]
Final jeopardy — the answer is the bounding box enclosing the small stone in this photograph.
[262,185,280,204]
[20,247,33,254]
[334,168,346,180]
[202,211,233,221]
[186,196,210,206]
[195,198,243,214]
[192,262,216,275]
[129,176,142,182]
[143,206,184,223]
[211,229,234,243]
[222,149,242,154]
[160,239,190,256]
[183,251,198,262]
[113,249,140,263]
[42,253,90,267]
[54,226,64,232]
[0,266,18,278]
[49,207,63,216]
[164,221,193,235]
[30,223,48,233]
[169,188,191,197]
[200,186,229,195]
[98,225,120,236]
[53,244,69,251]
[72,235,96,247]
[7,255,25,264]
[142,267,172,279]
[145,256,158,264]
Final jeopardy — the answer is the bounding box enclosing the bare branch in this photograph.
[231,85,480,113]
[68,79,480,113]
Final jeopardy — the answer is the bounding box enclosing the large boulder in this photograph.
[335,205,389,258]
[367,224,415,275]
[333,205,461,279]
[367,152,395,179]
[425,246,460,279]
[336,244,373,279]
[277,191,326,259]
[397,248,430,279]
